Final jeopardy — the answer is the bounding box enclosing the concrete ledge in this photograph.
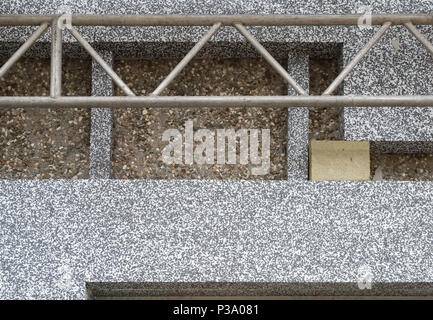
[0,179,432,299]
[87,282,433,299]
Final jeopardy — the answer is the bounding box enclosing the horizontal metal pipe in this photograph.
[67,26,135,96]
[0,15,54,25]
[0,14,433,26]
[323,22,392,95]
[0,23,49,78]
[1,96,433,109]
[235,23,307,95]
[152,22,221,96]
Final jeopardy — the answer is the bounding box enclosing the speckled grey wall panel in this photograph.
[89,50,113,179]
[1,1,431,44]
[1,0,433,300]
[0,179,432,299]
[341,25,433,152]
[287,53,309,180]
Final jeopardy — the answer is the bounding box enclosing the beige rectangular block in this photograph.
[309,140,370,181]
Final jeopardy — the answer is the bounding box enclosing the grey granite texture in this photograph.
[89,50,113,179]
[287,53,309,180]
[0,1,431,44]
[0,179,432,299]
[341,24,433,152]
[1,0,433,300]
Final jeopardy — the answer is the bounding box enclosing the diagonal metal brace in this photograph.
[152,22,222,96]
[234,23,307,96]
[0,23,49,78]
[404,22,433,56]
[323,22,392,95]
[67,26,135,96]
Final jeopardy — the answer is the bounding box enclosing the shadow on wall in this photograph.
[86,282,433,300]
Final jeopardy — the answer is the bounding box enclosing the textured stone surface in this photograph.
[0,58,91,179]
[1,0,433,300]
[309,58,341,140]
[111,57,289,180]
[370,152,433,181]
[341,24,433,152]
[309,140,370,181]
[87,282,433,299]
[1,179,432,299]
